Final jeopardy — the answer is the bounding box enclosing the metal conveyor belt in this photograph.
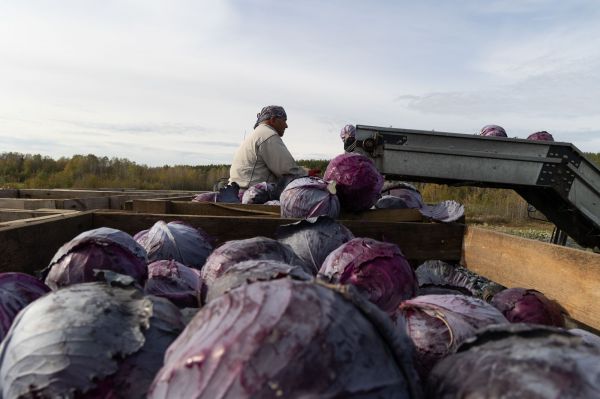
[353,125,600,249]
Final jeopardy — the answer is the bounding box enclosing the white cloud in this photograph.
[0,0,599,167]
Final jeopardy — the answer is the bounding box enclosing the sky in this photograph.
[1,0,599,166]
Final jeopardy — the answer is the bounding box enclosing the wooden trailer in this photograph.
[0,210,597,332]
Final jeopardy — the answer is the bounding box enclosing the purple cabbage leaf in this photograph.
[192,192,217,202]
[0,272,50,341]
[205,259,312,302]
[527,131,554,141]
[279,176,340,219]
[490,287,565,327]
[0,283,184,399]
[149,279,422,399]
[569,328,600,348]
[415,260,505,300]
[323,153,384,212]
[241,182,276,204]
[319,237,417,315]
[134,220,213,269]
[276,216,355,275]
[43,227,148,290]
[145,260,204,308]
[395,294,508,377]
[200,237,309,286]
[427,323,600,399]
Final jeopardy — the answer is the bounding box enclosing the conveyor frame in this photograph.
[353,125,600,249]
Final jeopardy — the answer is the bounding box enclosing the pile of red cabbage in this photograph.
[319,237,417,314]
[200,237,308,285]
[276,216,354,275]
[145,260,204,308]
[192,184,241,203]
[416,260,505,300]
[0,282,184,399]
[527,131,554,141]
[375,187,464,223]
[148,279,422,399]
[479,125,507,137]
[134,221,213,269]
[324,153,384,212]
[241,182,276,204]
[427,324,600,398]
[279,176,340,219]
[395,294,508,377]
[490,287,564,327]
[192,192,217,202]
[381,181,419,195]
[376,194,419,210]
[204,259,312,302]
[376,187,424,209]
[42,227,148,290]
[0,273,50,341]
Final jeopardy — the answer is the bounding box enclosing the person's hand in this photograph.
[308,168,321,177]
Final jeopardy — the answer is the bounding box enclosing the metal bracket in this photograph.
[536,145,581,196]
[547,145,582,168]
[356,133,388,154]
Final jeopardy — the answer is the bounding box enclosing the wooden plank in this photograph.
[340,208,423,222]
[343,220,463,263]
[92,211,464,265]
[0,209,77,222]
[59,196,110,211]
[15,189,200,200]
[171,202,281,217]
[18,189,128,199]
[132,199,425,222]
[462,226,600,331]
[108,193,179,210]
[0,212,94,274]
[0,198,57,210]
[0,213,81,227]
[0,189,18,198]
[131,199,171,214]
[153,195,196,201]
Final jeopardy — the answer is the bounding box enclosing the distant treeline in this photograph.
[0,152,328,191]
[1,151,599,224]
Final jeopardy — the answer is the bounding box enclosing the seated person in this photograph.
[340,124,369,156]
[340,124,357,152]
[229,105,307,190]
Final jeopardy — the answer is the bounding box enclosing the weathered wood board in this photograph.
[131,199,425,222]
[462,226,600,331]
[0,212,94,275]
[0,199,58,210]
[0,189,199,199]
[0,209,78,222]
[0,211,464,274]
[0,189,200,211]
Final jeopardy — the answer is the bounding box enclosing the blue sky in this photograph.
[1,0,599,166]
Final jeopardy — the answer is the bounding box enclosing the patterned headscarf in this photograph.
[340,124,356,141]
[480,125,507,137]
[254,105,287,129]
[527,131,554,142]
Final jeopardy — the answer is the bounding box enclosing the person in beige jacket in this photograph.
[229,105,307,189]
